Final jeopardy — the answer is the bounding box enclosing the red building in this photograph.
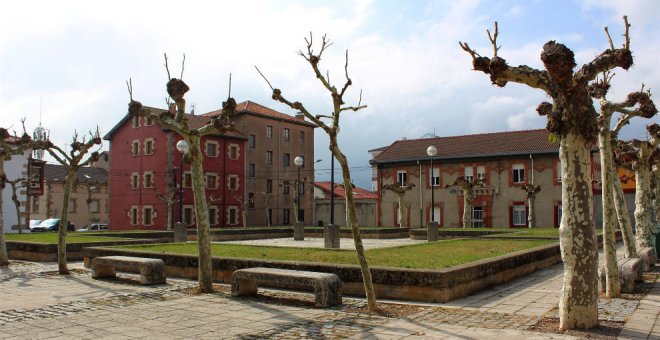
[104,106,246,230]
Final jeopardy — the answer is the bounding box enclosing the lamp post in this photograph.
[330,155,335,225]
[294,156,304,223]
[176,140,189,224]
[426,145,437,224]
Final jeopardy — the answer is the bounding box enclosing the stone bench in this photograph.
[598,257,643,293]
[638,247,657,271]
[231,267,341,307]
[92,256,166,285]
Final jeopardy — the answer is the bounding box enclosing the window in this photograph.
[206,141,218,157]
[131,140,140,156]
[299,181,305,196]
[283,209,290,225]
[143,206,154,226]
[143,172,154,188]
[473,207,484,228]
[464,166,474,182]
[266,125,273,139]
[144,116,154,126]
[397,171,407,186]
[130,206,139,225]
[31,198,39,213]
[298,209,305,222]
[477,166,486,181]
[89,199,100,213]
[248,192,255,208]
[513,204,526,226]
[283,128,290,141]
[68,199,77,213]
[131,173,140,189]
[283,153,290,167]
[268,208,273,226]
[183,206,194,226]
[248,163,255,178]
[248,134,256,148]
[283,180,290,194]
[512,164,525,183]
[144,138,155,155]
[430,168,440,187]
[228,144,239,160]
[228,175,239,191]
[132,116,140,128]
[183,171,192,188]
[431,206,441,223]
[266,151,273,165]
[208,206,218,226]
[266,179,273,193]
[206,173,218,189]
[299,131,305,145]
[228,206,238,225]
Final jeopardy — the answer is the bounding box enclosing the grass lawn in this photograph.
[116,238,555,270]
[5,233,132,244]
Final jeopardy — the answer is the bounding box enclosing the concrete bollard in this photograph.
[294,221,305,241]
[427,222,439,242]
[324,224,340,249]
[173,222,188,243]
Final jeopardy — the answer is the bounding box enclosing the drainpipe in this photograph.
[418,160,423,228]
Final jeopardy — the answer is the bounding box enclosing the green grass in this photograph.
[5,233,132,244]
[115,238,555,270]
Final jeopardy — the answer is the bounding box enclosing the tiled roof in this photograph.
[314,181,377,200]
[372,129,559,164]
[44,164,108,183]
[203,101,317,127]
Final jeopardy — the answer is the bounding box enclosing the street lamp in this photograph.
[176,140,189,224]
[294,156,304,223]
[426,145,437,225]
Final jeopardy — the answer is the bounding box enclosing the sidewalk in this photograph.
[0,253,657,339]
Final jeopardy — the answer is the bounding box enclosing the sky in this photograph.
[1,0,659,189]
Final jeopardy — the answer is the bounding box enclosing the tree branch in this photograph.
[164,53,171,80]
[576,16,633,83]
[487,21,500,57]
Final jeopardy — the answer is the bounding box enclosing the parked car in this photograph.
[28,220,42,232]
[30,218,75,232]
[78,223,108,232]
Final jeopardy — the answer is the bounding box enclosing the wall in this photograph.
[31,181,109,229]
[314,199,377,227]
[2,149,30,233]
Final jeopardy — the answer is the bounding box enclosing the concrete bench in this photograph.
[638,247,657,271]
[598,257,643,293]
[231,267,342,307]
[92,256,166,285]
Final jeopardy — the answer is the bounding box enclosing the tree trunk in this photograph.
[634,147,654,251]
[188,136,213,293]
[598,123,620,297]
[58,168,76,275]
[558,132,599,330]
[0,159,8,266]
[397,194,406,228]
[11,183,22,236]
[165,133,175,230]
[613,172,637,257]
[332,142,377,310]
[653,169,660,236]
[462,190,473,229]
[528,194,536,229]
[242,207,248,228]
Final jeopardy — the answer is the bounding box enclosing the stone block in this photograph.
[324,224,340,249]
[173,222,188,243]
[427,222,439,242]
[293,222,305,241]
[638,247,657,271]
[92,256,166,285]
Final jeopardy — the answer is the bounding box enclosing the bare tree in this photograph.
[232,193,253,228]
[0,121,49,266]
[78,180,99,227]
[520,183,541,229]
[256,33,378,311]
[127,55,236,293]
[382,182,415,228]
[444,176,483,229]
[7,176,32,234]
[255,192,274,227]
[460,17,634,329]
[593,75,657,297]
[47,130,101,274]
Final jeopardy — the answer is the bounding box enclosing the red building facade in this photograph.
[104,107,246,230]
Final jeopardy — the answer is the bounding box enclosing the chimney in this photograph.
[295,112,305,121]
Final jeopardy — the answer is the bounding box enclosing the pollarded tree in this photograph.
[593,76,657,297]
[616,124,660,252]
[0,122,49,266]
[7,176,31,234]
[382,182,415,228]
[255,192,275,227]
[460,17,634,330]
[614,173,638,258]
[520,182,541,229]
[47,130,101,274]
[127,56,236,293]
[257,33,378,311]
[445,176,483,229]
[232,193,253,228]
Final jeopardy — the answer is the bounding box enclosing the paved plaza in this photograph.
[217,237,427,250]
[0,243,658,339]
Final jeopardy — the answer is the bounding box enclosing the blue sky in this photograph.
[1,0,658,188]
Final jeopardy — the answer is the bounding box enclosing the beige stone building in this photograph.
[204,101,316,226]
[370,129,602,229]
[30,164,108,230]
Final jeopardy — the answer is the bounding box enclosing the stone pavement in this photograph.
[0,253,657,339]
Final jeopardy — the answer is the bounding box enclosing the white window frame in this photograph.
[205,173,218,189]
[131,140,140,156]
[144,138,155,155]
[472,206,484,228]
[129,205,139,225]
[513,205,526,226]
[283,128,290,141]
[228,175,239,191]
[205,141,218,157]
[227,206,239,225]
[143,171,154,188]
[512,164,525,183]
[266,125,273,139]
[131,172,140,189]
[430,167,440,187]
[208,205,218,226]
[477,166,486,181]
[228,143,239,160]
[397,171,407,186]
[183,205,195,226]
[142,205,156,226]
[183,171,192,188]
[464,166,474,182]
[132,116,140,128]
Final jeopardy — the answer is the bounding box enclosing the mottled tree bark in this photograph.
[521,183,541,229]
[634,144,654,250]
[57,169,75,274]
[188,135,213,292]
[0,158,7,266]
[383,182,414,227]
[613,176,637,258]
